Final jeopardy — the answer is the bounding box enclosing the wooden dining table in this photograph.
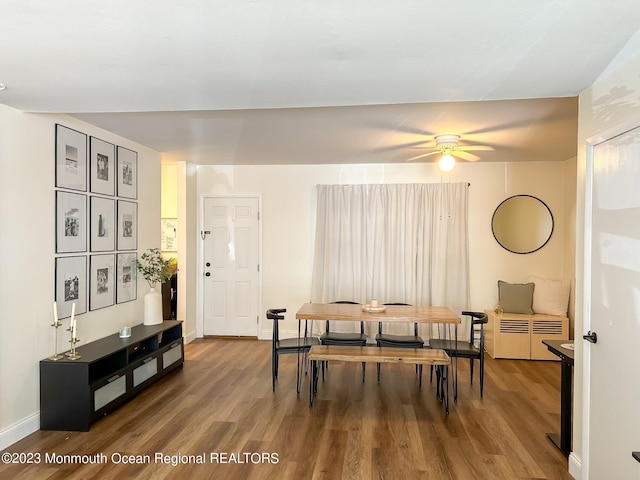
[295,302,461,403]
[295,302,461,325]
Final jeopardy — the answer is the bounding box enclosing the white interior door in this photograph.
[586,126,640,478]
[203,196,259,336]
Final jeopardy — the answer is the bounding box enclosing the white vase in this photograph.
[143,287,163,325]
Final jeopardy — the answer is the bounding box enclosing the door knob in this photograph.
[583,331,598,343]
[206,262,211,267]
[205,272,211,277]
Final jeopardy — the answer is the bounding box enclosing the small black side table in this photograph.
[542,339,574,456]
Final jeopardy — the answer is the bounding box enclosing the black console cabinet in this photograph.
[40,321,184,431]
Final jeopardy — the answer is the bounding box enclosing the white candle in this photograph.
[70,303,76,333]
[72,318,77,338]
[53,301,59,325]
[370,299,379,308]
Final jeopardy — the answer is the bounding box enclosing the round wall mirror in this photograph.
[491,195,554,254]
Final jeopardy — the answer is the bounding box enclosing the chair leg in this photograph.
[362,362,366,383]
[377,363,381,383]
[272,353,277,392]
[430,364,434,383]
[418,364,423,387]
[480,355,484,398]
[470,358,474,385]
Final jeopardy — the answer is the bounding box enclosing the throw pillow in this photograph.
[498,280,535,314]
[529,275,570,316]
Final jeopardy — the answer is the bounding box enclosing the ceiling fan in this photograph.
[406,134,494,171]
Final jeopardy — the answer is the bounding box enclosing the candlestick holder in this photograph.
[48,321,64,361]
[66,327,81,360]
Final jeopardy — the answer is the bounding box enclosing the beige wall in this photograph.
[0,105,162,449]
[572,36,640,479]
[195,160,575,338]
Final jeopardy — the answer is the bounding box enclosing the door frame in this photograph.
[579,115,640,479]
[196,194,263,339]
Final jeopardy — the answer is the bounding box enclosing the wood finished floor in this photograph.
[2,339,572,480]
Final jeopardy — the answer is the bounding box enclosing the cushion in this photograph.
[498,280,535,314]
[529,275,570,316]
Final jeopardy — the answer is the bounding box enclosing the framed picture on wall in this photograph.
[55,255,87,319]
[55,124,87,192]
[90,136,115,196]
[161,218,177,251]
[56,191,87,253]
[116,252,137,303]
[90,196,115,252]
[117,200,137,250]
[116,146,137,199]
[89,254,115,311]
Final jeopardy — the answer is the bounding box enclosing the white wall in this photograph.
[0,104,161,449]
[572,34,640,479]
[177,161,198,342]
[196,160,574,337]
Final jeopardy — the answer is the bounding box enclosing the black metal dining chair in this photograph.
[320,301,367,382]
[375,303,425,384]
[268,308,320,393]
[429,311,488,397]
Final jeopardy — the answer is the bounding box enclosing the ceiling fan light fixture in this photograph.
[439,153,455,172]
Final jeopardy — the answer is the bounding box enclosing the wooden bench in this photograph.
[308,345,451,412]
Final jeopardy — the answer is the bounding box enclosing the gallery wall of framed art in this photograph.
[54,124,141,317]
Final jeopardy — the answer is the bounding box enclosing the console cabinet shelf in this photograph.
[40,321,183,431]
[485,310,568,360]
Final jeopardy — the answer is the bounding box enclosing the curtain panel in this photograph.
[310,182,470,339]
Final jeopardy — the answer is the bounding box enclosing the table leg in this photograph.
[453,323,458,402]
[309,359,318,408]
[546,359,572,455]
[445,364,449,414]
[296,319,302,395]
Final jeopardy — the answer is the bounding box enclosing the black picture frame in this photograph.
[116,146,137,199]
[117,200,137,250]
[56,191,87,253]
[55,124,87,192]
[89,254,115,311]
[90,136,115,196]
[116,252,137,304]
[55,256,87,318]
[90,196,115,252]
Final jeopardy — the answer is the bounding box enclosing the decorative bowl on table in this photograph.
[362,305,386,313]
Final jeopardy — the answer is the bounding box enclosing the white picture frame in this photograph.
[161,218,178,251]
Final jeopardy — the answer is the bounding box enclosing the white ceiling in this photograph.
[1,1,639,165]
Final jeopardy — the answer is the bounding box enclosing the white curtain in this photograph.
[310,182,470,340]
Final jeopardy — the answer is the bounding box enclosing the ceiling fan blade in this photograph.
[370,140,431,153]
[459,145,494,152]
[408,144,437,150]
[406,151,440,162]
[455,151,481,162]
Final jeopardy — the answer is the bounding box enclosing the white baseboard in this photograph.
[184,329,198,344]
[0,412,40,451]
[568,452,581,479]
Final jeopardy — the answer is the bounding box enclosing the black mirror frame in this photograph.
[491,194,554,254]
